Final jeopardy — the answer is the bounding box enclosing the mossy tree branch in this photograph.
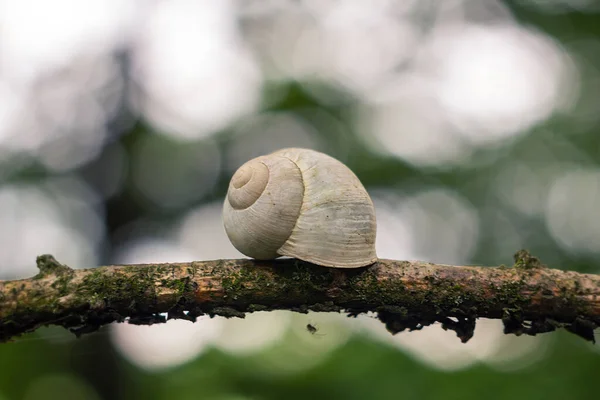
[0,251,599,344]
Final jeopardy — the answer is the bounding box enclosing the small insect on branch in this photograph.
[306,323,318,335]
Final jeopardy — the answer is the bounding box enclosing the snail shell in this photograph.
[222,148,377,268]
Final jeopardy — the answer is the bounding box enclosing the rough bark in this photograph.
[0,250,598,344]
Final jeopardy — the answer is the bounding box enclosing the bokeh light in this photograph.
[130,0,263,139]
[432,23,577,144]
[0,178,102,279]
[356,82,473,167]
[1,0,600,398]
[224,112,322,172]
[353,316,549,372]
[0,0,135,172]
[397,188,480,264]
[112,317,223,372]
[247,312,354,376]
[131,136,221,210]
[545,167,600,255]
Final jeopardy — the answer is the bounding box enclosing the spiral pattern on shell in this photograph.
[223,148,377,268]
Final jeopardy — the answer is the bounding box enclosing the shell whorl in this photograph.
[223,154,304,259]
[223,148,378,268]
[227,160,269,210]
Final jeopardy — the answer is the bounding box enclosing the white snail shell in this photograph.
[222,148,377,268]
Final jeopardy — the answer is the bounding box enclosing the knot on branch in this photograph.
[35,254,74,279]
[513,249,546,270]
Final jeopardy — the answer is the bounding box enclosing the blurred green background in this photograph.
[1,0,600,399]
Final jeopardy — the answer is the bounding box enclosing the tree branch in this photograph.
[1,251,598,344]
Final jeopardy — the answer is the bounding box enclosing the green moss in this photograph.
[220,264,277,302]
[497,280,527,302]
[158,277,188,295]
[346,268,405,305]
[35,254,74,279]
[50,272,75,296]
[513,249,546,269]
[76,267,158,312]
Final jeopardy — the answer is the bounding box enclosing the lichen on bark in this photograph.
[0,250,598,344]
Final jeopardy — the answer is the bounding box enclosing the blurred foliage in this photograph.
[1,1,600,400]
[1,328,599,400]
